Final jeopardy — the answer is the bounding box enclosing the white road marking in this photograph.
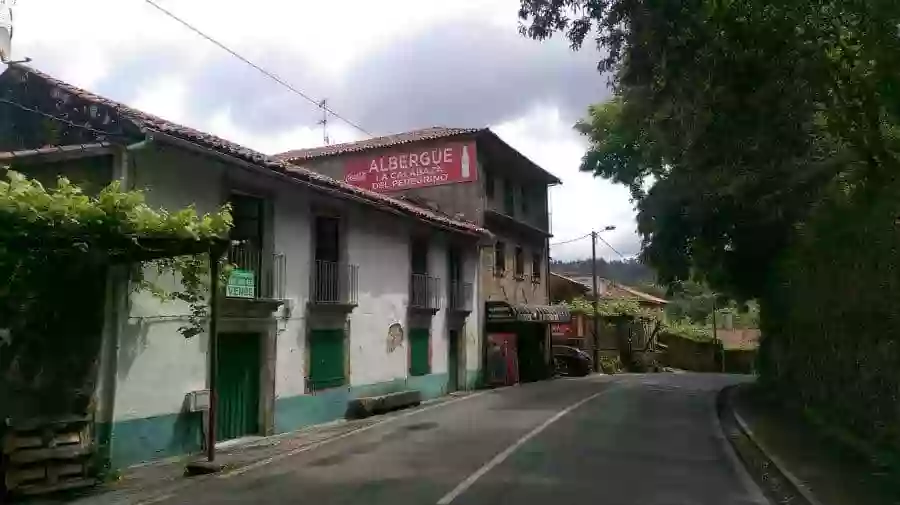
[435,387,617,505]
[219,389,489,479]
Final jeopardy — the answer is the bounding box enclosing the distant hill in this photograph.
[551,258,657,287]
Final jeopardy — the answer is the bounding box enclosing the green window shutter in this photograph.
[409,328,431,377]
[309,329,346,391]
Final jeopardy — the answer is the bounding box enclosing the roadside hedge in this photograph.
[758,179,900,451]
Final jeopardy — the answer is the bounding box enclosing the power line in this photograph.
[141,0,374,138]
[550,233,591,247]
[0,97,129,139]
[596,233,628,260]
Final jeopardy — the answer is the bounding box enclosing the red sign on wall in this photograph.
[343,141,477,193]
[551,323,574,337]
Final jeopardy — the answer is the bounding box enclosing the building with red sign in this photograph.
[276,127,568,384]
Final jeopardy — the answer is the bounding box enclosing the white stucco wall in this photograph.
[108,142,485,424]
[345,209,411,386]
[112,145,227,421]
[428,240,449,375]
[466,245,483,376]
[269,184,312,401]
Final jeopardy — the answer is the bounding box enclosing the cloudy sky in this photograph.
[8,0,638,260]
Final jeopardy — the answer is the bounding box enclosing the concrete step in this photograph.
[345,390,422,419]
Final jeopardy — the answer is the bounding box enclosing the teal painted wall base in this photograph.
[107,370,482,469]
[465,369,483,390]
[107,411,202,468]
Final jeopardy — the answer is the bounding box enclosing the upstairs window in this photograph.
[531,252,542,283]
[485,172,495,201]
[504,180,515,215]
[314,216,341,263]
[411,238,429,275]
[520,186,529,216]
[514,246,525,279]
[494,241,506,276]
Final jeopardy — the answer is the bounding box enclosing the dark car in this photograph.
[552,345,594,377]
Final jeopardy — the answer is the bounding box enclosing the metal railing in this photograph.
[313,260,359,305]
[448,281,473,311]
[410,274,441,310]
[226,242,286,300]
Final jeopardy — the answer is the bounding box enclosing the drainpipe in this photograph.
[97,133,155,460]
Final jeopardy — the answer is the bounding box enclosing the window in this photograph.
[504,180,515,215]
[520,186,529,216]
[314,216,341,263]
[409,328,431,376]
[514,246,525,279]
[313,216,342,303]
[228,193,266,296]
[448,246,463,285]
[485,172,495,201]
[308,329,346,391]
[532,252,542,283]
[229,193,265,246]
[493,241,506,276]
[411,238,429,275]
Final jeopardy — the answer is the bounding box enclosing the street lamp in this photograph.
[591,225,617,369]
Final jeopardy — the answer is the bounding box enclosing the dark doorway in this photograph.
[448,329,460,392]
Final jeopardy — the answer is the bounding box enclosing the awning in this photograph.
[485,301,571,324]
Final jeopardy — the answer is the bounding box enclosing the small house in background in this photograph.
[548,271,668,356]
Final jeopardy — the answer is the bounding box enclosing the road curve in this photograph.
[149,373,766,505]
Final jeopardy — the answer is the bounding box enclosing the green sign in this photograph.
[226,269,256,299]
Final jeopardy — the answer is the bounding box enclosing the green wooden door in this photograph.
[448,330,460,392]
[409,328,431,376]
[216,333,261,441]
[309,329,346,391]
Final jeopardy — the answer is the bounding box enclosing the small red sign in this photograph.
[551,323,574,337]
[343,141,477,193]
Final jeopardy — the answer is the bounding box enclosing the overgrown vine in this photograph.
[0,168,233,340]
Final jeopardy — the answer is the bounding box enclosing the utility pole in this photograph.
[590,225,616,370]
[712,295,724,372]
[591,231,599,368]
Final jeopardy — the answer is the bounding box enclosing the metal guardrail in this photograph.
[226,242,286,300]
[313,260,359,304]
[448,281,473,311]
[410,274,441,310]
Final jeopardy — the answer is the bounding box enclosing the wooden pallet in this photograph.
[3,415,97,496]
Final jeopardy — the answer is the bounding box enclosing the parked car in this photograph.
[552,345,594,377]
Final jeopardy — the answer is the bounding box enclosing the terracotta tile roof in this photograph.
[0,142,113,160]
[4,65,489,237]
[616,284,669,305]
[273,126,562,185]
[274,127,483,162]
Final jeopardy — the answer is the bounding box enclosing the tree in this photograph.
[519,0,900,298]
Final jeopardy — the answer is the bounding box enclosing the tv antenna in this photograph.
[318,98,330,145]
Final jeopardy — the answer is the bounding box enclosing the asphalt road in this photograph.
[155,374,767,505]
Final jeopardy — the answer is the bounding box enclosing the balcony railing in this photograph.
[410,274,441,310]
[448,281,473,312]
[313,260,359,305]
[226,242,286,300]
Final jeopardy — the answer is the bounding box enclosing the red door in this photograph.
[487,333,519,386]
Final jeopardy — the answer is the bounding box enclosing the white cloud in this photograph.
[8,0,639,260]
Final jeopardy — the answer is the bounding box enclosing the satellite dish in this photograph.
[0,0,14,63]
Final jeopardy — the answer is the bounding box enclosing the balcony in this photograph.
[448,281,473,313]
[225,242,286,301]
[312,260,359,307]
[409,274,441,312]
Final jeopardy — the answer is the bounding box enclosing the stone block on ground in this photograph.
[345,390,422,419]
